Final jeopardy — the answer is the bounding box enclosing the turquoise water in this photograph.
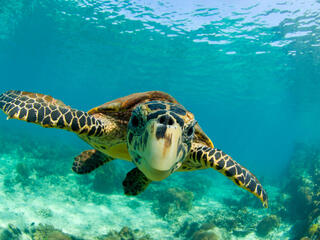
[0,0,320,239]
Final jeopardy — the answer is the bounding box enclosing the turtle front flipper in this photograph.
[72,149,114,174]
[0,90,103,135]
[122,167,152,196]
[188,145,268,208]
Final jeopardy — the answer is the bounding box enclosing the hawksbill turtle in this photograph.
[0,90,268,207]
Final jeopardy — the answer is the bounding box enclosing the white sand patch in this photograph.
[0,153,177,239]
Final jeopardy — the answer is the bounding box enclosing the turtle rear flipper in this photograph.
[123,168,152,196]
[0,90,103,136]
[72,149,114,174]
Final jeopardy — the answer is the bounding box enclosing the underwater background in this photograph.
[0,0,320,239]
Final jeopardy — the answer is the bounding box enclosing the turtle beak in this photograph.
[138,117,184,181]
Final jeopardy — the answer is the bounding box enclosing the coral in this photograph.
[36,208,53,218]
[98,226,152,240]
[16,162,30,179]
[200,223,216,231]
[297,186,314,207]
[256,215,280,237]
[308,220,320,239]
[217,218,238,231]
[3,176,15,192]
[175,220,200,239]
[191,222,219,240]
[32,224,73,240]
[154,187,194,218]
[232,229,251,238]
[0,229,12,240]
[273,193,291,220]
[191,230,219,240]
[283,143,320,238]
[290,220,310,240]
[176,219,218,239]
[204,207,255,234]
[15,162,31,186]
[308,224,320,236]
[0,224,22,240]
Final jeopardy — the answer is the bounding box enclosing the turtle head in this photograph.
[127,101,196,181]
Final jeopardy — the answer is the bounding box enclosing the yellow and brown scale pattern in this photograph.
[188,145,268,208]
[0,90,104,137]
[122,167,152,195]
[72,149,114,174]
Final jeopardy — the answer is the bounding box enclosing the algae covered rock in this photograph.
[256,214,280,237]
[308,223,320,238]
[32,224,73,240]
[175,220,201,239]
[98,226,152,240]
[0,224,22,240]
[192,223,219,240]
[15,162,32,186]
[15,162,31,179]
[36,208,53,218]
[283,143,320,238]
[154,187,194,218]
[175,219,218,239]
[192,230,219,240]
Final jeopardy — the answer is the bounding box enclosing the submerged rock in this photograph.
[284,143,320,239]
[308,223,320,238]
[36,208,53,218]
[256,215,280,237]
[176,219,220,239]
[175,220,201,239]
[15,162,32,186]
[15,162,31,179]
[191,222,219,240]
[153,187,194,218]
[98,226,152,240]
[32,224,73,240]
[191,230,219,240]
[0,224,22,240]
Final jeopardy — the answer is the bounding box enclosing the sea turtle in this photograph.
[0,90,268,207]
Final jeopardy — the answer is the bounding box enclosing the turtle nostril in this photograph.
[158,115,174,126]
[158,116,166,124]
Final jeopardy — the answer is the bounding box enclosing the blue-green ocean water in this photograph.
[0,0,320,239]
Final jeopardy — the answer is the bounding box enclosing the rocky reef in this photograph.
[152,187,194,219]
[281,143,320,239]
[0,223,153,240]
[0,223,76,240]
[256,215,280,237]
[96,226,153,240]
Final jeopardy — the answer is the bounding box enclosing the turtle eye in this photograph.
[131,115,139,127]
[187,126,194,136]
[185,120,197,138]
